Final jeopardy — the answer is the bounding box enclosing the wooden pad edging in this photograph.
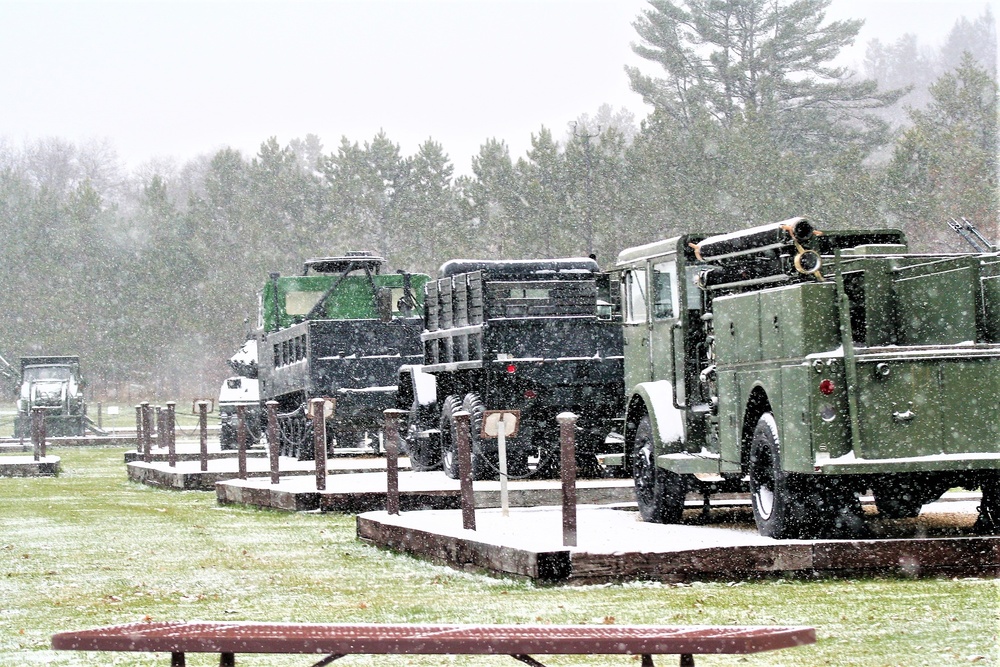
[356,509,1000,583]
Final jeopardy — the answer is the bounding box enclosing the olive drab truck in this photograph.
[14,356,87,438]
[256,252,429,459]
[397,258,624,480]
[613,217,1000,539]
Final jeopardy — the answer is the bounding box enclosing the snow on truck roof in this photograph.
[439,257,600,278]
[302,252,385,275]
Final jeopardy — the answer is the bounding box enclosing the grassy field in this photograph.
[0,402,212,438]
[0,447,997,666]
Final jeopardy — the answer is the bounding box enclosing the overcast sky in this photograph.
[0,0,995,175]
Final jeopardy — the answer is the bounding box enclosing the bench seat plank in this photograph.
[53,621,815,657]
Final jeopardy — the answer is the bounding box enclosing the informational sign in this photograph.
[481,410,520,439]
[307,397,337,419]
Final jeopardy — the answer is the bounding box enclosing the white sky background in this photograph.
[0,0,995,176]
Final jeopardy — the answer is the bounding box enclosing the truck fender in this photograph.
[398,365,438,433]
[627,381,686,453]
[399,365,437,407]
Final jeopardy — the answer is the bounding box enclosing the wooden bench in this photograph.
[52,621,816,666]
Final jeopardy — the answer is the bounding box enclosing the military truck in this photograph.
[14,356,86,438]
[398,258,624,479]
[613,218,1000,539]
[256,252,429,459]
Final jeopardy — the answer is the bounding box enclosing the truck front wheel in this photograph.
[631,414,685,523]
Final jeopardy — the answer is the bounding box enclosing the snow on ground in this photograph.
[365,504,773,554]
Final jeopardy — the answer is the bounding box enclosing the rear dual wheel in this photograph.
[439,394,496,480]
[749,413,863,539]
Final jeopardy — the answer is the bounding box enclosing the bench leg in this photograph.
[511,654,548,667]
[171,652,185,667]
[219,653,235,667]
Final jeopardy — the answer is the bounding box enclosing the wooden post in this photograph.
[237,404,248,480]
[134,404,143,451]
[97,401,103,431]
[166,401,177,468]
[198,401,209,472]
[155,406,163,449]
[383,409,407,516]
[311,398,327,491]
[455,410,475,531]
[266,401,279,485]
[141,402,152,464]
[31,407,41,461]
[39,411,46,458]
[558,412,578,547]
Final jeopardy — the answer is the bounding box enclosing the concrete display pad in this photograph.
[129,456,409,491]
[0,455,60,477]
[124,446,268,464]
[216,471,637,513]
[356,497,1000,583]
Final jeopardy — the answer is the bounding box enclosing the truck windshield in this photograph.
[24,366,71,381]
[624,269,648,324]
[285,290,327,316]
[652,262,677,320]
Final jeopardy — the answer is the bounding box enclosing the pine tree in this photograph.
[886,54,999,249]
[628,0,901,160]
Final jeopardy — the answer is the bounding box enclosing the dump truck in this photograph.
[14,356,86,438]
[612,218,1000,538]
[398,258,624,479]
[256,252,429,459]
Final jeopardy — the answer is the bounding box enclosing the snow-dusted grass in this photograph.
[1,447,997,666]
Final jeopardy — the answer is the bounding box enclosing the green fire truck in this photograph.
[612,218,1000,539]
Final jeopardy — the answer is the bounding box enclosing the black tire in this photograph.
[749,413,806,539]
[974,472,1000,534]
[462,393,496,480]
[631,414,685,524]
[289,412,314,461]
[219,423,237,450]
[871,476,946,519]
[439,395,462,479]
[403,425,440,471]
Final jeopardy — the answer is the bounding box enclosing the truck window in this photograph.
[652,261,678,320]
[624,269,648,324]
[285,290,327,316]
